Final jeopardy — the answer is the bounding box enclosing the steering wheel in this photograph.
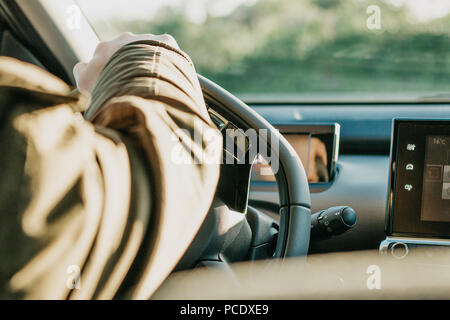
[199,75,311,258]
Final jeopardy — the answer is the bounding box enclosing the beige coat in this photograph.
[0,40,222,299]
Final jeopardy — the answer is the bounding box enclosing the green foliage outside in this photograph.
[91,0,450,100]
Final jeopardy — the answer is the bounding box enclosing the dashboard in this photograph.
[387,119,450,239]
[249,104,450,253]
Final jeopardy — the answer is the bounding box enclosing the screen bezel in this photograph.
[275,123,340,181]
[386,119,450,239]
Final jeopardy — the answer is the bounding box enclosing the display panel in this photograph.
[251,123,340,184]
[421,135,450,223]
[386,119,450,239]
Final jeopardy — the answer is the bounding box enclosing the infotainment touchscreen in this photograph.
[386,119,450,239]
[421,135,450,223]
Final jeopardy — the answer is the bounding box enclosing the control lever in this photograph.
[310,206,357,241]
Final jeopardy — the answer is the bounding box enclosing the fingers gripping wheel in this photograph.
[199,75,311,258]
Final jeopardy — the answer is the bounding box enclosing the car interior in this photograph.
[2,0,450,299]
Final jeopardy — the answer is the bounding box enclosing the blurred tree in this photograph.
[93,0,450,98]
[311,0,340,10]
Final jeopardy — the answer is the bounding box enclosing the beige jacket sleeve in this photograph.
[0,40,222,299]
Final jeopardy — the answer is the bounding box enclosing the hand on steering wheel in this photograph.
[73,32,179,94]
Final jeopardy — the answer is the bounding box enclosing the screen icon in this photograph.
[425,165,442,181]
[406,144,416,151]
[404,184,413,191]
[442,183,450,199]
[406,164,414,171]
[443,165,450,182]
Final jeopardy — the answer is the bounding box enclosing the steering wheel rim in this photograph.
[198,75,311,258]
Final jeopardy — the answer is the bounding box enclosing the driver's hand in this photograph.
[73,32,179,94]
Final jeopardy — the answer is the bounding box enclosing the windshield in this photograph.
[77,0,450,103]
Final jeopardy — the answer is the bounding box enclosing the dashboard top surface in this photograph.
[251,104,450,154]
